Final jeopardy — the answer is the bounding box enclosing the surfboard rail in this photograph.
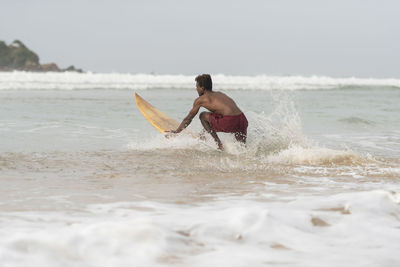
[134,92,181,134]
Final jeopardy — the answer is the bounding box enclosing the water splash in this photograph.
[246,91,306,156]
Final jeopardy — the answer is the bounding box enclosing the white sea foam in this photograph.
[266,145,361,165]
[0,190,399,267]
[1,71,400,90]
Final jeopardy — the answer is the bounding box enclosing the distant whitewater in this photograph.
[1,71,400,90]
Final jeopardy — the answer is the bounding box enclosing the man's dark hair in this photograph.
[195,74,212,91]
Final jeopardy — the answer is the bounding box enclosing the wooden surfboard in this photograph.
[134,92,180,134]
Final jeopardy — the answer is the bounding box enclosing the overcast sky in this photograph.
[1,0,399,77]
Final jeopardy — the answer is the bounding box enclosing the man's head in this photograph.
[195,74,212,95]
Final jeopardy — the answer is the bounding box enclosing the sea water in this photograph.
[0,72,399,267]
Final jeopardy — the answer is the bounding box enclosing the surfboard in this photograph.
[134,92,180,134]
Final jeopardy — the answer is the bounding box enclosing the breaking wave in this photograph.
[1,71,400,90]
[127,92,370,168]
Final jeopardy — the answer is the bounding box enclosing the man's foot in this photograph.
[218,143,224,151]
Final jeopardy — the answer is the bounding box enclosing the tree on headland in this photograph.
[0,40,82,72]
[0,40,40,69]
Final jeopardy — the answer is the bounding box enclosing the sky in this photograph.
[1,0,399,77]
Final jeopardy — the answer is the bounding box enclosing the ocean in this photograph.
[0,71,399,267]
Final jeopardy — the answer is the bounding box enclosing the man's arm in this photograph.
[169,98,202,134]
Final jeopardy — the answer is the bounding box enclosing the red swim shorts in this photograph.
[209,113,248,136]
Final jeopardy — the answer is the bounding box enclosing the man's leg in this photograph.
[199,112,223,150]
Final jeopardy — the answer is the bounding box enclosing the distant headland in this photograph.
[0,40,83,72]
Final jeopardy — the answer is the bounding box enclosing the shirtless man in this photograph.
[167,74,248,150]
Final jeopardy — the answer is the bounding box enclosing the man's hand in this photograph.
[164,130,178,139]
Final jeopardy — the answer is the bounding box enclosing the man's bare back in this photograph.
[195,91,243,116]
